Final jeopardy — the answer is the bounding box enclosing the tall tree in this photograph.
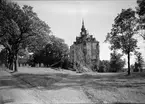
[136,0,145,40]
[0,0,50,71]
[105,8,138,75]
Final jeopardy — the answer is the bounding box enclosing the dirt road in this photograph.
[0,68,91,104]
[1,67,145,104]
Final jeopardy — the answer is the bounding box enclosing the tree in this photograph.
[18,48,30,67]
[136,0,145,40]
[131,64,135,72]
[31,35,69,68]
[109,51,125,72]
[0,48,8,67]
[134,51,144,72]
[105,8,138,75]
[0,0,50,71]
[98,60,110,72]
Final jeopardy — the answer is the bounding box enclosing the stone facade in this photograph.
[70,20,100,72]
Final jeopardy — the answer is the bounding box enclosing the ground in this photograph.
[0,67,145,104]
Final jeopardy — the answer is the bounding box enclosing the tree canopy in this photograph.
[0,0,51,71]
[136,0,145,40]
[30,35,70,68]
[105,8,138,75]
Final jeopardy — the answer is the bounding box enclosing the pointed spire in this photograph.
[81,19,86,32]
[82,19,85,29]
[80,19,87,36]
[82,19,84,27]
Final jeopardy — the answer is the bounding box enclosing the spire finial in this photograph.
[82,19,84,26]
[81,19,87,36]
[82,19,85,30]
[82,19,84,27]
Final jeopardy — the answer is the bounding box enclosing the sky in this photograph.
[11,0,145,65]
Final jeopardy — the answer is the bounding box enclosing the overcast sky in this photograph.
[12,0,145,64]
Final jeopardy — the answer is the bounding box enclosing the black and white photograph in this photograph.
[0,0,145,103]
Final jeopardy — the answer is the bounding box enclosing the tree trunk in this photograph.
[127,52,131,75]
[14,54,18,72]
[39,63,41,67]
[8,53,14,71]
[9,61,14,71]
[18,63,20,67]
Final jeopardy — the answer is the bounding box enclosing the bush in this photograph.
[98,51,125,73]
[109,51,125,72]
[134,51,144,72]
[98,60,110,72]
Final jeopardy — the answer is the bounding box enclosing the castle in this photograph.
[70,20,100,72]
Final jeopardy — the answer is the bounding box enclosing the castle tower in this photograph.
[70,20,100,72]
